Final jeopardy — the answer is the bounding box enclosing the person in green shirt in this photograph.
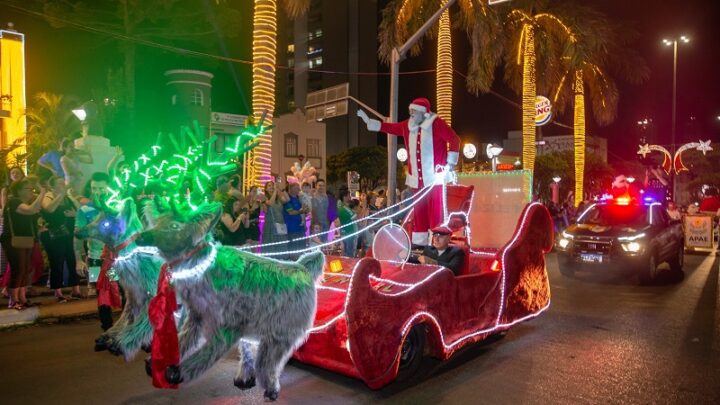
[337,188,358,257]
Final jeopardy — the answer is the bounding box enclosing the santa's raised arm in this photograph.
[357,98,460,246]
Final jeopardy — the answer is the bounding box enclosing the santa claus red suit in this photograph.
[358,98,460,245]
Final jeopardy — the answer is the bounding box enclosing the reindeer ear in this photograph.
[191,202,222,245]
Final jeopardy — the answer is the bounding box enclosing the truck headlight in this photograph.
[621,242,642,253]
[558,238,570,249]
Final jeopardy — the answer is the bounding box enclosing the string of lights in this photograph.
[234,178,438,252]
[436,0,453,127]
[3,2,436,77]
[573,70,586,207]
[244,182,439,257]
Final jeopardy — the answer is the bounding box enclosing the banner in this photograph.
[684,215,713,249]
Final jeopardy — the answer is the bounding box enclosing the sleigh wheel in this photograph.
[396,324,425,382]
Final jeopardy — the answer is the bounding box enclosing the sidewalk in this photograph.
[0,286,99,329]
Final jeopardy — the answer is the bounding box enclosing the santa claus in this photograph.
[357,97,460,245]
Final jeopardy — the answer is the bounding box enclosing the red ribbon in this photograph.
[147,243,207,389]
[97,247,122,309]
[149,263,180,389]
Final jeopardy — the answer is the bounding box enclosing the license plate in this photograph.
[580,253,603,263]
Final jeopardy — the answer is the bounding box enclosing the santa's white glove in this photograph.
[356,109,381,132]
[443,164,457,184]
[356,109,369,124]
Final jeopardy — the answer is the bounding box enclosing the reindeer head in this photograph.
[137,201,222,262]
[76,198,142,249]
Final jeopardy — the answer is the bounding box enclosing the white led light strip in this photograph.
[251,184,440,257]
[308,203,550,355]
[113,246,160,264]
[239,166,456,255]
[236,181,436,254]
[170,243,218,281]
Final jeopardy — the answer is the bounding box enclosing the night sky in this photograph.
[3,0,719,162]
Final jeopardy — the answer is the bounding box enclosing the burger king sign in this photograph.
[535,95,552,126]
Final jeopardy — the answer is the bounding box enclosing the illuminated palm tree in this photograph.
[379,0,502,126]
[249,0,310,189]
[551,7,648,205]
[502,1,577,172]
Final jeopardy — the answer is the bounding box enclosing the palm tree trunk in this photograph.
[436,1,453,126]
[250,0,277,190]
[521,25,536,171]
[573,70,585,207]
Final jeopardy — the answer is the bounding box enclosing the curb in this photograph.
[0,299,98,329]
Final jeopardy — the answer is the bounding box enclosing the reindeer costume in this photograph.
[139,202,324,401]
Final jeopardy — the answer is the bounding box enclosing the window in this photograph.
[308,32,314,40]
[307,139,320,157]
[314,56,323,67]
[284,132,298,157]
[288,58,295,68]
[191,89,204,106]
[287,44,295,53]
[315,28,323,38]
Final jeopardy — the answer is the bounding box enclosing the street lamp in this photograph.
[486,143,503,172]
[397,147,408,163]
[662,34,690,200]
[72,100,101,137]
[72,108,87,122]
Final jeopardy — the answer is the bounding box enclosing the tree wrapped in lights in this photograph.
[249,0,311,190]
[551,5,648,206]
[504,4,577,172]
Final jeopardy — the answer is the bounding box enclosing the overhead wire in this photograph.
[6,1,575,129]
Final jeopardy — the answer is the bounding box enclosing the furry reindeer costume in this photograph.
[76,198,163,360]
[139,202,324,401]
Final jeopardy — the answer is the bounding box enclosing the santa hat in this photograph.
[409,97,432,118]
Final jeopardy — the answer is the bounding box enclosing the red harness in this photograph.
[149,243,209,389]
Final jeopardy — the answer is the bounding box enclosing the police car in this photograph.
[555,197,684,284]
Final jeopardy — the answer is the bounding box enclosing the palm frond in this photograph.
[282,0,311,18]
[584,64,619,126]
[462,0,503,94]
[378,0,443,64]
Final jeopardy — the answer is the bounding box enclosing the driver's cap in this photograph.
[431,225,453,235]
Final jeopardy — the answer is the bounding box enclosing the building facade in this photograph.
[503,130,608,163]
[275,0,378,156]
[271,109,325,181]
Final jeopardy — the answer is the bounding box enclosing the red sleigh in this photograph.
[294,178,553,389]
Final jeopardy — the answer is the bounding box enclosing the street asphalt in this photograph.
[0,252,718,405]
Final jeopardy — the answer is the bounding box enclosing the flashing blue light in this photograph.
[643,197,654,202]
